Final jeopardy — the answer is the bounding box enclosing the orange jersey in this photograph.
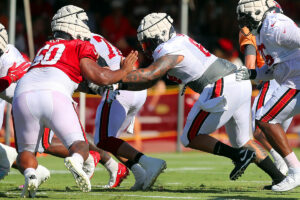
[239,27,265,68]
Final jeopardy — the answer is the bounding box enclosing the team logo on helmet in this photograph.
[137,13,176,57]
[0,23,8,56]
[51,5,91,41]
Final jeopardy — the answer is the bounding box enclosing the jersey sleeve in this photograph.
[274,19,300,49]
[239,27,257,53]
[153,41,184,61]
[77,41,99,62]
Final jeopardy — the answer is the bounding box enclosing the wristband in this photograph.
[249,69,257,79]
[118,82,128,90]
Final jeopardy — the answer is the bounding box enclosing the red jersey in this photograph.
[31,39,98,83]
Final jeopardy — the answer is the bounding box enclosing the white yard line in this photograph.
[5,192,207,200]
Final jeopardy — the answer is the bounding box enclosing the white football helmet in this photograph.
[137,13,175,56]
[237,0,282,34]
[51,5,91,41]
[0,23,8,56]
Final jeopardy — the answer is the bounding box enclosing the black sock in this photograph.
[133,152,144,163]
[257,156,285,183]
[124,160,135,169]
[213,141,240,161]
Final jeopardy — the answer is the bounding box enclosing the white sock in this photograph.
[270,148,283,162]
[71,153,84,165]
[284,152,300,168]
[24,168,36,177]
[104,157,118,173]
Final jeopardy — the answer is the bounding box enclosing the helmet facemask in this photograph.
[137,13,175,57]
[237,0,283,35]
[0,24,8,57]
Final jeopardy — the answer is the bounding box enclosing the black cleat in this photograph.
[230,149,256,180]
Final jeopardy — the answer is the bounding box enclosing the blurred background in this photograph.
[1,0,300,153]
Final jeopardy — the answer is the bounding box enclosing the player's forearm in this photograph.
[122,69,160,83]
[119,79,159,91]
[92,68,127,85]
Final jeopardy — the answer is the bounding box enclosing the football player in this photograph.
[12,5,137,197]
[0,23,129,190]
[0,23,50,186]
[114,12,286,187]
[238,2,289,177]
[90,33,162,190]
[236,0,300,191]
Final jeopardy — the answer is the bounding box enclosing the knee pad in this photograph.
[96,137,124,155]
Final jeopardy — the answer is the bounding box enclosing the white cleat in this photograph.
[36,165,50,187]
[274,158,288,175]
[82,154,95,179]
[130,163,146,191]
[139,156,166,190]
[21,172,38,198]
[0,143,18,180]
[272,167,300,192]
[64,157,91,192]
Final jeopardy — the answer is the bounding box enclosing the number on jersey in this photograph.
[93,35,122,59]
[32,44,65,66]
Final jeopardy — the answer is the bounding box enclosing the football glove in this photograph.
[235,66,257,81]
[7,62,30,82]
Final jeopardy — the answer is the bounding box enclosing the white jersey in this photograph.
[90,33,122,70]
[0,44,26,103]
[153,34,217,84]
[256,13,300,89]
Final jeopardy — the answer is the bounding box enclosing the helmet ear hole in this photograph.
[255,10,261,15]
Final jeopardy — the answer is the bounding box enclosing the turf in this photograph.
[1,149,300,200]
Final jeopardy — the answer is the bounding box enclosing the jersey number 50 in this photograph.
[32,44,65,66]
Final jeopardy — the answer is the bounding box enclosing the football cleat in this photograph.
[104,163,129,188]
[83,153,96,179]
[272,167,300,192]
[36,165,50,187]
[139,156,166,190]
[230,149,255,180]
[263,177,285,190]
[21,172,38,198]
[89,151,100,167]
[130,163,146,191]
[0,143,18,180]
[64,157,91,192]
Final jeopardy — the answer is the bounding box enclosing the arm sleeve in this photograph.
[244,44,256,56]
[239,28,256,53]
[255,64,274,81]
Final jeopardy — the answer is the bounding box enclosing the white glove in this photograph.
[235,65,251,81]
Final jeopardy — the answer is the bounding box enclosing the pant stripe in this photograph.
[187,78,224,142]
[256,81,270,111]
[42,128,51,150]
[99,100,111,143]
[260,88,299,123]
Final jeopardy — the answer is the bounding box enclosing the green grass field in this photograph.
[1,150,300,200]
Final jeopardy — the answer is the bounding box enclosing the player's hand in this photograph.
[7,62,31,82]
[120,50,138,73]
[235,65,251,81]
